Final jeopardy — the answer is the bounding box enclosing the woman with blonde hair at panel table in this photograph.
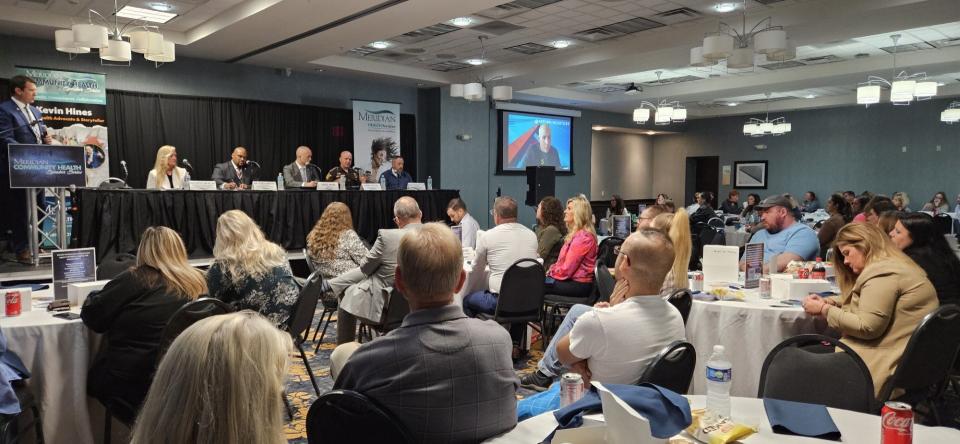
[130,312,292,444]
[146,145,187,190]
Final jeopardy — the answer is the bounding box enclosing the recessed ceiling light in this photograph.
[451,17,473,27]
[805,94,817,99]
[370,41,390,50]
[646,131,656,135]
[593,126,604,131]
[714,2,738,13]
[552,40,571,49]
[148,2,173,12]
[465,58,485,66]
[116,5,177,23]
[727,102,739,107]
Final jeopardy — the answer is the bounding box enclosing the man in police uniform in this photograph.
[326,150,366,190]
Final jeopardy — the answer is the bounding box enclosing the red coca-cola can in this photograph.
[796,268,810,279]
[5,291,22,317]
[881,401,913,444]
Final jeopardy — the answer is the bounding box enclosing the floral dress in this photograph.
[206,262,301,327]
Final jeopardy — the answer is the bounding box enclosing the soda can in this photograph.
[559,373,585,408]
[5,291,21,317]
[690,271,704,292]
[759,277,772,299]
[881,401,913,444]
[797,268,810,279]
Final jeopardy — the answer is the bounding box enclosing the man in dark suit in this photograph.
[211,146,255,190]
[0,75,53,264]
[282,146,321,188]
[378,155,412,190]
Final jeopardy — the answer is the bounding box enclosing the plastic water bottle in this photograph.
[276,173,284,191]
[427,176,433,190]
[183,172,191,190]
[705,345,732,420]
[379,175,386,190]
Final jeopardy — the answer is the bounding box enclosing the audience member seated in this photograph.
[606,194,628,219]
[331,223,518,444]
[145,145,187,190]
[800,191,821,213]
[536,196,566,271]
[892,192,911,212]
[921,191,950,214]
[207,210,300,327]
[851,195,870,223]
[282,146,320,189]
[129,312,291,444]
[446,197,479,249]
[463,196,538,317]
[842,190,857,205]
[656,193,670,205]
[685,192,702,214]
[740,194,819,272]
[610,208,690,301]
[545,196,598,299]
[876,210,899,235]
[890,213,960,304]
[379,155,412,190]
[81,226,206,425]
[520,229,686,391]
[636,204,671,231]
[863,196,896,224]
[818,194,853,258]
[719,190,741,215]
[802,223,938,399]
[305,202,367,283]
[740,193,763,233]
[0,328,29,417]
[325,196,422,344]
[689,191,716,226]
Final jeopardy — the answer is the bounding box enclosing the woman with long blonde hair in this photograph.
[545,196,598,299]
[207,210,300,327]
[650,208,692,292]
[306,202,367,280]
[802,223,937,399]
[81,226,206,424]
[146,145,187,189]
[130,312,291,444]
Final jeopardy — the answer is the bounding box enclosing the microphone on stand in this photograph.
[181,158,194,172]
[119,160,130,184]
[246,160,262,169]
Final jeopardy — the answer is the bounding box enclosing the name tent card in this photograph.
[189,180,217,190]
[406,182,426,191]
[702,245,740,284]
[316,182,339,191]
[361,183,382,191]
[743,242,764,289]
[251,181,278,191]
[613,215,631,239]
[51,248,97,301]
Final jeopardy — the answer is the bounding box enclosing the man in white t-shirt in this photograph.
[521,229,685,390]
[462,196,538,317]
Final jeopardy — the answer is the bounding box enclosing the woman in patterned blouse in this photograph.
[207,210,300,327]
[306,202,368,281]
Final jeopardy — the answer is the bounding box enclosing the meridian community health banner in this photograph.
[352,100,400,181]
[15,66,109,187]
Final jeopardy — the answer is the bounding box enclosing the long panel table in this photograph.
[72,189,460,258]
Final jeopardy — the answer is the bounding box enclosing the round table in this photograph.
[483,395,960,443]
[686,290,827,397]
[1,290,99,444]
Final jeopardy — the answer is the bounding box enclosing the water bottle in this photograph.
[276,173,284,191]
[379,175,386,190]
[705,345,732,420]
[183,172,191,190]
[427,176,433,190]
[338,175,346,190]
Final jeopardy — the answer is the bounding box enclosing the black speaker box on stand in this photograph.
[525,166,555,206]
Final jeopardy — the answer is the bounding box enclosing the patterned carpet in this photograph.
[282,308,543,443]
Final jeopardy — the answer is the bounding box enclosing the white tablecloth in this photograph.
[484,395,960,443]
[1,290,99,444]
[686,290,827,397]
[454,262,491,306]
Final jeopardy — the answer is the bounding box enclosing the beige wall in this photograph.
[590,131,655,201]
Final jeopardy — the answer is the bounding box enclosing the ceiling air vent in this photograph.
[393,23,460,44]
[563,82,589,88]
[347,46,382,56]
[642,75,702,86]
[759,60,806,70]
[654,7,700,25]
[879,42,935,53]
[753,0,787,4]
[505,42,556,55]
[435,53,457,60]
[931,37,960,48]
[574,16,664,42]
[368,51,417,62]
[801,54,843,64]
[472,20,525,36]
[404,48,426,54]
[429,61,471,72]
[509,0,563,9]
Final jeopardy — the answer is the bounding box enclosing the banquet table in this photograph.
[72,188,460,260]
[1,290,100,444]
[686,289,827,397]
[483,395,960,443]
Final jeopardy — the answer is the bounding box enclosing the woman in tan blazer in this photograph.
[802,223,938,399]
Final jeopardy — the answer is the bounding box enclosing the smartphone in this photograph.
[52,312,82,320]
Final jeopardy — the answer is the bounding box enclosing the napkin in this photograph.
[552,383,691,439]
[763,398,841,440]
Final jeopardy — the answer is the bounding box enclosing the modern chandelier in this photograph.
[856,34,937,106]
[632,71,687,125]
[450,36,512,102]
[743,93,792,137]
[943,101,960,124]
[689,0,788,69]
[53,0,176,66]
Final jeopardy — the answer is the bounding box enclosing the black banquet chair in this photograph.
[307,390,413,444]
[758,334,875,413]
[638,340,696,394]
[594,262,615,303]
[664,288,692,325]
[358,287,410,343]
[596,236,625,268]
[0,380,44,444]
[477,258,545,353]
[285,271,324,396]
[158,297,234,355]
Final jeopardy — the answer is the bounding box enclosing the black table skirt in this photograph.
[72,189,460,259]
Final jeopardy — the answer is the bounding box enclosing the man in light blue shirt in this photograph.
[740,194,819,273]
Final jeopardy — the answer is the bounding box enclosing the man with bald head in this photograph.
[282,146,320,188]
[324,196,422,343]
[325,150,366,190]
[212,146,255,190]
[521,123,562,168]
[521,229,686,391]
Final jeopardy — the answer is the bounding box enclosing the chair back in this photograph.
[664,288,692,324]
[595,262,615,302]
[97,253,136,280]
[638,340,696,394]
[699,225,726,246]
[306,390,413,444]
[303,248,317,273]
[494,259,546,322]
[933,214,953,235]
[878,304,960,402]
[379,287,410,333]
[159,298,233,354]
[707,217,725,229]
[759,334,875,413]
[287,271,324,342]
[597,236,625,268]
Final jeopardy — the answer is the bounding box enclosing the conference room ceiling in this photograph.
[2,0,959,117]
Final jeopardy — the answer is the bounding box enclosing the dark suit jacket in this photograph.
[211,161,255,188]
[282,162,321,188]
[0,99,47,162]
[379,169,412,190]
